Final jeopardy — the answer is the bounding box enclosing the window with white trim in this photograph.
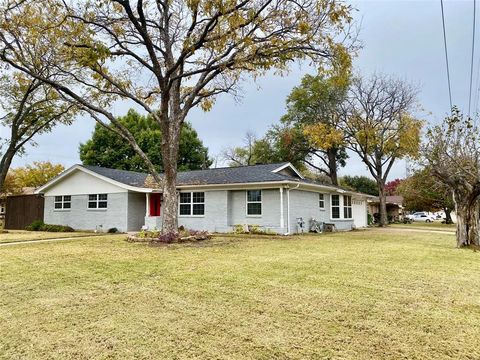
[319,193,325,209]
[179,192,205,216]
[331,194,340,219]
[88,194,107,209]
[247,190,262,215]
[0,202,5,214]
[55,195,71,210]
[343,195,352,219]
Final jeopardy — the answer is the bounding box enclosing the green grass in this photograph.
[390,222,456,231]
[1,230,479,359]
[0,230,97,244]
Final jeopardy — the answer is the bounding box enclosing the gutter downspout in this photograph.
[280,187,284,230]
[286,183,301,235]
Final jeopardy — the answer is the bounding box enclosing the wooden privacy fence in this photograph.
[5,194,44,230]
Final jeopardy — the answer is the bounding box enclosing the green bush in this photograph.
[26,220,74,232]
[25,220,44,231]
[248,225,264,234]
[367,213,374,226]
[107,227,119,233]
[232,224,275,235]
[41,224,75,232]
[233,224,247,234]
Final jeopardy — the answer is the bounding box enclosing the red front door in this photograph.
[149,193,161,216]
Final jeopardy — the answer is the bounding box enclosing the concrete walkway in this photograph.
[0,234,110,247]
[374,226,455,235]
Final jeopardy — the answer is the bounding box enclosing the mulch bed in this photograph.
[126,233,211,245]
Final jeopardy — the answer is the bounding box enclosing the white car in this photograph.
[407,212,436,223]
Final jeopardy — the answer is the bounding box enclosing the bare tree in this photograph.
[424,108,480,247]
[222,131,257,166]
[343,74,422,226]
[0,0,355,233]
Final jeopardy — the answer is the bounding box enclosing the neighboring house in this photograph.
[368,195,404,222]
[35,162,371,234]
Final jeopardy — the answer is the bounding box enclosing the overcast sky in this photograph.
[6,0,477,181]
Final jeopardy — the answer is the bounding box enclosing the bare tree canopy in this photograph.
[343,73,422,226]
[0,0,356,234]
[222,131,258,166]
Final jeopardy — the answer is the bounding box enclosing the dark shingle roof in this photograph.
[82,162,296,187]
[79,163,373,197]
[176,163,294,185]
[83,165,149,187]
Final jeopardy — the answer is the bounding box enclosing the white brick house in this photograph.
[35,163,371,233]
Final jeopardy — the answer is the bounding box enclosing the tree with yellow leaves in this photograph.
[343,74,422,226]
[0,0,356,234]
[282,72,350,185]
[3,161,65,195]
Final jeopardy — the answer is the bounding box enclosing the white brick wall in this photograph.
[44,193,128,232]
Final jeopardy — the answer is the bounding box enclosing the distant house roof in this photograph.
[368,195,404,205]
[386,195,403,205]
[1,186,37,198]
[35,162,372,198]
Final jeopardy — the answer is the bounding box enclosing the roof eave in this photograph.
[175,180,371,197]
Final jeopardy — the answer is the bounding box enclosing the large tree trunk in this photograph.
[0,146,16,192]
[160,111,182,234]
[378,181,388,227]
[454,191,480,247]
[327,148,338,185]
[444,207,453,224]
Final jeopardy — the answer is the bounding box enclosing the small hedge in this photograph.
[26,220,74,232]
[233,224,276,235]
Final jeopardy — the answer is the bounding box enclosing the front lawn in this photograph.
[1,230,479,359]
[0,230,98,244]
[390,222,456,231]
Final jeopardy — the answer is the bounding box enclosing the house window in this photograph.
[54,195,71,210]
[331,194,340,219]
[343,195,352,219]
[179,192,205,216]
[88,194,108,209]
[247,190,262,216]
[0,203,5,214]
[319,193,325,209]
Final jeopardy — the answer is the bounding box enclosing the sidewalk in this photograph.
[0,234,110,247]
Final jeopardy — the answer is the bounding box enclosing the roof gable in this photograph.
[174,163,297,185]
[35,165,151,194]
[271,163,304,179]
